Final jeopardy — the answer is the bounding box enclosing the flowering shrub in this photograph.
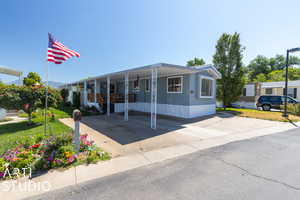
[0,133,110,179]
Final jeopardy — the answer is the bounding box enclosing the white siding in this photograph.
[115,103,216,118]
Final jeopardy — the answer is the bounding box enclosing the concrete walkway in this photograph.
[0,116,26,125]
[1,118,299,200]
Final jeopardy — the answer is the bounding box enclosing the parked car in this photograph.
[256,95,299,111]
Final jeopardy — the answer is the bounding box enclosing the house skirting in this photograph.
[114,103,216,118]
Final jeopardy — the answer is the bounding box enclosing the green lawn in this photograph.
[0,120,71,155]
[0,107,74,155]
[1,106,100,155]
[217,107,300,122]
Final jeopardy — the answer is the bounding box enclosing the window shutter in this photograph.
[294,88,297,98]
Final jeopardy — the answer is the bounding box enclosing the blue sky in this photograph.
[1,0,300,83]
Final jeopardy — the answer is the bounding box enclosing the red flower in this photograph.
[31,144,41,148]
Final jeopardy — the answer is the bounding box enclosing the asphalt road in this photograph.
[28,127,300,200]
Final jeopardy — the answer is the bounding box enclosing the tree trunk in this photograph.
[28,112,32,125]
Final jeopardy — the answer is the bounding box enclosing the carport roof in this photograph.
[64,63,221,86]
[0,66,23,77]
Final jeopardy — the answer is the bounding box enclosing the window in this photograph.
[269,96,281,102]
[200,77,213,98]
[145,79,150,92]
[265,88,273,95]
[287,88,297,98]
[242,88,247,96]
[167,76,183,93]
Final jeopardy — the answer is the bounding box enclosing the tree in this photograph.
[288,67,300,80]
[253,73,267,82]
[213,32,246,108]
[0,85,62,124]
[23,72,42,87]
[247,54,300,81]
[267,70,285,82]
[187,58,205,66]
[247,55,270,80]
[269,54,285,71]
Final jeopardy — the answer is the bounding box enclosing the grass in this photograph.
[217,107,300,122]
[1,106,100,155]
[0,107,74,155]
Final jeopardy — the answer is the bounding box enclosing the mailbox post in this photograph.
[73,109,82,153]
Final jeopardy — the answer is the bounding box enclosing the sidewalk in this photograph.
[1,121,299,200]
[0,116,26,125]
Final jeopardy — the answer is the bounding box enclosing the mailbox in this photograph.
[73,109,82,121]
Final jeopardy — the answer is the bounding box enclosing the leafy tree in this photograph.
[187,58,205,66]
[269,55,285,71]
[247,54,300,81]
[213,32,246,108]
[23,72,42,87]
[253,73,267,82]
[247,55,270,80]
[0,85,62,124]
[288,67,300,80]
[267,70,285,82]
[289,55,300,66]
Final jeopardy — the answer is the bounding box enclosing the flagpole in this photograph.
[44,61,49,136]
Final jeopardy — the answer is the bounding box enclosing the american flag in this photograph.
[47,33,80,64]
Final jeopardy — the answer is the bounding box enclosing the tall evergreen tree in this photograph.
[213,32,246,108]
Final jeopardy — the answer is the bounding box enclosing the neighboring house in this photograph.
[233,80,300,109]
[61,63,221,129]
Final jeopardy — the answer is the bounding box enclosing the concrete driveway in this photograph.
[60,112,295,157]
[30,127,300,200]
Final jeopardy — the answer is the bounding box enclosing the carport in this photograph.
[63,63,220,129]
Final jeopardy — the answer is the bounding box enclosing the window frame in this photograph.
[199,75,214,98]
[167,76,183,94]
[265,88,273,95]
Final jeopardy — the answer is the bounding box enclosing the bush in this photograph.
[286,103,300,116]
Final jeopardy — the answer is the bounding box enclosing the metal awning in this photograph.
[63,63,221,86]
[0,66,23,77]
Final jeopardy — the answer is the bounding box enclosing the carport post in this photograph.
[124,72,129,121]
[107,76,110,116]
[83,80,87,106]
[151,67,158,129]
[94,79,97,103]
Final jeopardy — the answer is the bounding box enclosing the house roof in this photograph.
[261,80,300,88]
[63,63,221,86]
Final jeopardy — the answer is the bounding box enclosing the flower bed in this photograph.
[0,133,110,179]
